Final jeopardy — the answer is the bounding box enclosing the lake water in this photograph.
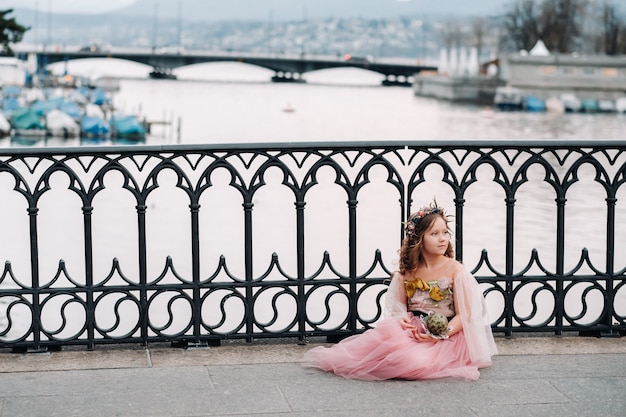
[2,58,625,147]
[0,59,624,341]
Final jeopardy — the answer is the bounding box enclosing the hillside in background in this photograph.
[8,0,505,61]
[115,0,507,21]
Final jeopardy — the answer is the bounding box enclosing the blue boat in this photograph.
[2,97,20,116]
[111,115,146,139]
[11,107,46,136]
[91,88,110,106]
[2,85,21,98]
[581,99,599,113]
[59,100,82,120]
[31,97,63,116]
[524,95,546,112]
[80,115,110,137]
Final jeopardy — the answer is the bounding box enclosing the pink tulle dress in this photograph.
[303,261,498,381]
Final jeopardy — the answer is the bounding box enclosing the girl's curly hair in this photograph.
[398,203,454,274]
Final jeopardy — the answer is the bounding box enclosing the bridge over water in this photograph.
[19,47,437,86]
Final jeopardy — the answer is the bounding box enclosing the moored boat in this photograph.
[598,99,615,113]
[524,95,546,112]
[2,96,20,116]
[111,114,146,140]
[31,97,63,117]
[149,69,177,80]
[581,99,599,113]
[494,86,524,111]
[11,107,46,136]
[90,88,111,106]
[81,115,110,137]
[2,85,21,98]
[46,109,80,137]
[560,93,582,113]
[59,100,82,120]
[545,96,565,113]
[0,112,11,136]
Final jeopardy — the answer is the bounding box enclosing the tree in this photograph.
[597,0,625,55]
[500,0,587,53]
[500,0,541,52]
[0,9,28,54]
[440,19,464,51]
[471,16,488,60]
[538,0,585,53]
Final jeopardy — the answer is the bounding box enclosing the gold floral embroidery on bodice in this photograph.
[404,278,454,317]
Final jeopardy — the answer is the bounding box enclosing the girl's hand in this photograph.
[400,316,416,331]
[413,330,438,343]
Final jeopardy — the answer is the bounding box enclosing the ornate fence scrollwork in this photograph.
[0,141,624,351]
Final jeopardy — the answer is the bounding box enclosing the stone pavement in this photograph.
[0,336,625,417]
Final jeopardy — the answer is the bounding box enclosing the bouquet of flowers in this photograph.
[422,312,450,339]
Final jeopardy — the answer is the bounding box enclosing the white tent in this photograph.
[449,48,458,76]
[529,40,550,56]
[458,47,468,76]
[467,47,479,76]
[438,48,448,75]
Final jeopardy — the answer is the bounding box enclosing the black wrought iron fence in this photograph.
[0,140,624,351]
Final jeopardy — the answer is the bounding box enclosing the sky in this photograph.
[1,0,135,14]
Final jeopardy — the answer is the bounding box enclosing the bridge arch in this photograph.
[25,48,435,86]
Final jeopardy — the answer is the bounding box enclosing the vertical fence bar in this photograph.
[504,196,516,336]
[243,201,254,342]
[555,196,567,336]
[82,204,95,349]
[604,197,617,336]
[347,198,358,332]
[189,202,202,343]
[136,203,149,346]
[295,199,306,341]
[454,197,465,263]
[27,206,42,351]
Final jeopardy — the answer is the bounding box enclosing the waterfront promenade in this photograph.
[0,336,624,417]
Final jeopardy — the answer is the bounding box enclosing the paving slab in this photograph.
[0,337,625,417]
[0,347,149,373]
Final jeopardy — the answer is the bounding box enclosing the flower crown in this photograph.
[404,202,448,238]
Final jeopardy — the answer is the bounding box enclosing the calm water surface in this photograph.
[2,58,623,146]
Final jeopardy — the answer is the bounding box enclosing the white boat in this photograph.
[598,100,615,113]
[494,86,524,111]
[66,88,89,105]
[0,111,10,136]
[615,97,626,113]
[46,109,80,137]
[85,103,105,119]
[23,87,45,104]
[560,93,582,113]
[545,97,565,113]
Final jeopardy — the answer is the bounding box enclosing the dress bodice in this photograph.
[404,277,455,318]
